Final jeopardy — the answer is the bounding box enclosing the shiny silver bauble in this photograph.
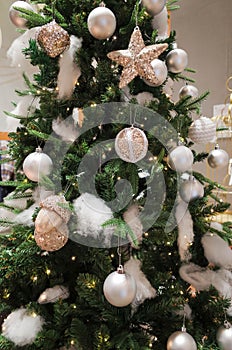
[144,59,168,86]
[142,0,166,16]
[179,85,199,99]
[179,177,204,203]
[103,266,137,307]
[167,145,194,173]
[9,1,34,28]
[23,147,53,182]
[166,48,188,74]
[87,6,116,40]
[167,330,197,350]
[217,322,232,350]
[207,146,229,169]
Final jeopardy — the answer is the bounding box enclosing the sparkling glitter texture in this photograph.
[107,26,168,88]
[37,20,70,58]
[34,226,68,252]
[115,127,148,163]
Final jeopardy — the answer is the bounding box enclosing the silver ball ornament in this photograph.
[167,330,197,350]
[142,0,166,16]
[217,321,232,350]
[9,1,34,28]
[188,116,216,144]
[167,145,194,173]
[207,146,229,169]
[87,6,116,40]
[23,147,53,182]
[179,177,204,203]
[166,48,188,73]
[144,59,168,86]
[103,266,137,307]
[115,126,148,163]
[179,85,199,99]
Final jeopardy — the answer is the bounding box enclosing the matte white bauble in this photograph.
[167,145,194,173]
[9,1,34,28]
[179,177,204,203]
[167,330,197,350]
[142,0,166,16]
[166,48,188,73]
[207,146,229,169]
[179,85,199,99]
[87,6,116,40]
[23,147,53,182]
[188,116,216,144]
[103,266,137,307]
[217,322,232,350]
[144,59,168,86]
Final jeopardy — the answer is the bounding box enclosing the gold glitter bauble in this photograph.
[37,20,70,58]
[34,225,68,252]
[115,127,148,163]
[107,26,168,88]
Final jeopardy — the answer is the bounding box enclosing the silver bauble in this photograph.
[144,59,168,86]
[115,127,148,163]
[179,85,199,99]
[179,177,204,203]
[166,48,188,73]
[217,322,232,350]
[142,0,166,16]
[87,6,116,40]
[23,147,53,182]
[188,116,216,144]
[103,266,137,307]
[9,1,34,28]
[167,330,197,350]
[207,146,229,169]
[167,146,194,173]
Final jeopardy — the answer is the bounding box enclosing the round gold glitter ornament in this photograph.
[37,20,70,58]
[34,225,68,252]
[115,127,148,163]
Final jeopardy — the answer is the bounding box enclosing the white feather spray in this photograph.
[57,36,82,100]
[123,204,143,248]
[175,199,194,261]
[52,116,79,142]
[124,257,156,311]
[10,95,40,118]
[151,7,169,40]
[2,308,44,346]
[38,285,69,304]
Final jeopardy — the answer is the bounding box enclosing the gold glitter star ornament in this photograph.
[107,26,168,88]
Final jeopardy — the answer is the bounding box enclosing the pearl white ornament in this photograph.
[143,59,168,86]
[9,1,34,28]
[217,321,232,350]
[179,176,204,203]
[142,0,166,16]
[179,85,199,99]
[167,330,197,350]
[167,145,194,173]
[23,147,53,182]
[166,48,188,73]
[103,266,137,307]
[115,126,148,163]
[207,146,229,169]
[188,116,216,144]
[87,5,116,40]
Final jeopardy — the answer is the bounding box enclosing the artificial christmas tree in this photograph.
[0,0,231,349]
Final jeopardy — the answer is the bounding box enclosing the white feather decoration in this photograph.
[162,77,174,97]
[123,204,143,248]
[121,86,154,106]
[57,35,82,100]
[212,269,232,316]
[10,95,40,118]
[175,199,194,261]
[175,303,192,320]
[52,116,79,142]
[124,257,156,311]
[7,28,39,74]
[73,193,114,247]
[38,285,69,304]
[201,231,232,269]
[2,308,44,346]
[151,7,169,40]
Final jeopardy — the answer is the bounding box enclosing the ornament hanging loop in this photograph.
[181,313,186,332]
[52,0,56,19]
[134,0,142,27]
